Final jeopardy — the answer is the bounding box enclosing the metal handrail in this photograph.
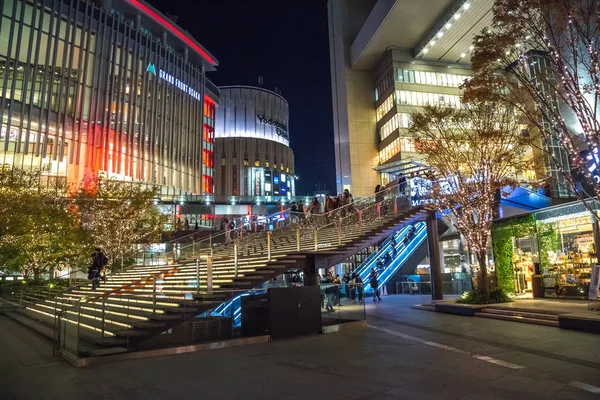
[52,184,415,353]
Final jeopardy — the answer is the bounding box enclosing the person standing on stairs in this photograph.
[89,248,108,290]
[224,218,233,243]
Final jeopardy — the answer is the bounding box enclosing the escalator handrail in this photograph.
[361,222,427,290]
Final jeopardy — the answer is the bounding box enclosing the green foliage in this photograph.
[536,222,558,273]
[0,168,168,278]
[0,168,84,279]
[456,288,512,304]
[490,214,535,294]
[74,177,168,270]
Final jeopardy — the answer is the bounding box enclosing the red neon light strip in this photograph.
[126,0,217,66]
[204,95,217,106]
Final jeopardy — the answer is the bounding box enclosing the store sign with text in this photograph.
[147,63,202,101]
[256,115,289,140]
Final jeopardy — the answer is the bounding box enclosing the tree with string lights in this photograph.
[409,103,535,293]
[0,168,85,279]
[464,0,600,205]
[74,177,168,272]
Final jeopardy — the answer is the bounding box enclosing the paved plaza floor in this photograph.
[1,294,600,399]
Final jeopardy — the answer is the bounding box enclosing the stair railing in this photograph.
[293,184,410,253]
[53,264,178,358]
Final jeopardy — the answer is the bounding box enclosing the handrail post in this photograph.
[152,273,157,315]
[196,258,200,294]
[296,226,300,252]
[337,219,342,245]
[101,296,106,337]
[234,243,239,277]
[209,234,213,258]
[394,194,398,215]
[359,210,363,231]
[267,231,272,261]
[314,228,319,252]
[207,256,213,295]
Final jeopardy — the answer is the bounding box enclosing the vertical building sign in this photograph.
[252,167,263,196]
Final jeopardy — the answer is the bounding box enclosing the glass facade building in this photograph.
[0,0,218,195]
[214,86,295,199]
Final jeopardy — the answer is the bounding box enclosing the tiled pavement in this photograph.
[1,295,600,399]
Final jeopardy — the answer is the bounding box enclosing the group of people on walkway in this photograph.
[304,189,354,217]
[320,271,370,311]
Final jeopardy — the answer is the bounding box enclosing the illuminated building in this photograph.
[214,86,295,199]
[328,0,567,197]
[0,0,218,196]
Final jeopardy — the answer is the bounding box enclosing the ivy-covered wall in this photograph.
[491,214,536,294]
[537,222,559,273]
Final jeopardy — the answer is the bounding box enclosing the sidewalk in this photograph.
[2,296,600,399]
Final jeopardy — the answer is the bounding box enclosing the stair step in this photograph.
[132,321,167,330]
[474,312,559,327]
[483,306,560,316]
[114,329,149,337]
[411,304,436,312]
[95,336,129,347]
[148,314,183,321]
[480,308,559,321]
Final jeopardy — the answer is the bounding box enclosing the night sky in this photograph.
[148,0,336,195]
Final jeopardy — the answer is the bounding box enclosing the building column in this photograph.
[426,210,443,300]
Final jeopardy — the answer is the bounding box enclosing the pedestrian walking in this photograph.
[89,248,108,290]
[356,275,364,303]
[370,268,382,301]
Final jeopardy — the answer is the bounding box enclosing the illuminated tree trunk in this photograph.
[477,249,488,292]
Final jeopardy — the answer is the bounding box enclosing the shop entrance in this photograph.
[513,236,536,294]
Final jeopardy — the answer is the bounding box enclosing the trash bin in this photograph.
[532,274,543,298]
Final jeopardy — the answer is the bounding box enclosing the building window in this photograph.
[396,90,461,108]
[376,94,395,121]
[394,68,469,88]
[379,113,411,141]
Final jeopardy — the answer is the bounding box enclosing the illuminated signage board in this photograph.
[147,63,202,101]
[257,115,289,141]
[585,149,600,184]
[252,168,263,196]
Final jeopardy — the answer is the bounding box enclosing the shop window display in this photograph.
[512,237,536,294]
[539,215,595,298]
[492,201,598,299]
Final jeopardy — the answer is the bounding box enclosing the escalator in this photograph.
[353,221,428,295]
[207,222,431,325]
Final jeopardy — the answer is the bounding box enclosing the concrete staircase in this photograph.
[2,199,426,356]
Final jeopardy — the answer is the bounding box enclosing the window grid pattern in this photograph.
[396,90,461,108]
[376,94,395,121]
[380,113,410,141]
[379,136,416,164]
[0,0,216,195]
[395,68,469,88]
